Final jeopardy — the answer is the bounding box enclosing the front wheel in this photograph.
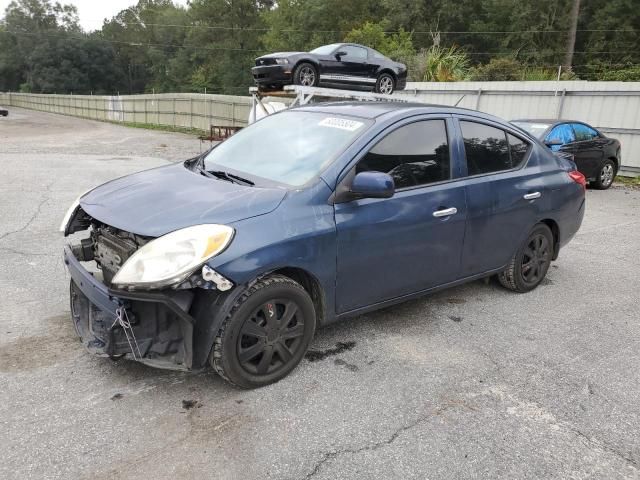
[375,73,395,94]
[591,160,616,190]
[498,223,554,293]
[210,275,316,388]
[293,62,318,87]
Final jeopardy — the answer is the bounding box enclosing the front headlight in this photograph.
[112,224,234,289]
[59,189,91,234]
[275,58,289,65]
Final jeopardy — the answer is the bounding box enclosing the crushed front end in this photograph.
[63,207,235,371]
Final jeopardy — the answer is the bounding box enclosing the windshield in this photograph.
[511,121,551,139]
[310,43,341,55]
[203,111,371,186]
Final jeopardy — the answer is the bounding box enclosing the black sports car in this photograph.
[512,119,621,189]
[0,106,8,117]
[252,43,407,94]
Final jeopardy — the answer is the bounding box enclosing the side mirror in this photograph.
[350,171,395,199]
[335,51,347,60]
[545,138,564,147]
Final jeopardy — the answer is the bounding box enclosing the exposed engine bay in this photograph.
[65,209,228,371]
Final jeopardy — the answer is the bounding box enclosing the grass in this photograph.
[614,175,640,187]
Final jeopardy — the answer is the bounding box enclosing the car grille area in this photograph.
[255,58,277,66]
[92,227,144,286]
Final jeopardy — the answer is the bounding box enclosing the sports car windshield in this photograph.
[512,121,551,139]
[310,44,341,55]
[203,111,371,186]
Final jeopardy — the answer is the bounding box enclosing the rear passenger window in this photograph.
[547,124,576,148]
[356,120,450,189]
[460,122,510,175]
[508,133,530,167]
[572,123,599,141]
[461,122,530,175]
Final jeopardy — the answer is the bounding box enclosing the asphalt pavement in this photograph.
[1,108,639,479]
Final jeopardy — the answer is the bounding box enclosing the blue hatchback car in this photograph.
[62,102,585,388]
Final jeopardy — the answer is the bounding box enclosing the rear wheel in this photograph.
[375,73,395,94]
[591,159,616,190]
[498,224,554,293]
[210,275,316,388]
[293,62,318,87]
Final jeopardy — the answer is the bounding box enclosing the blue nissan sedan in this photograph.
[62,102,585,388]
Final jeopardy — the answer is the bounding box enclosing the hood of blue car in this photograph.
[80,163,287,237]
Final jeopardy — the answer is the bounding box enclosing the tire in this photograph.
[498,223,554,293]
[210,275,316,388]
[591,159,616,190]
[293,62,318,87]
[375,73,395,94]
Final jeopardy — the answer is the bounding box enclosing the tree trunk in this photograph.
[563,0,581,72]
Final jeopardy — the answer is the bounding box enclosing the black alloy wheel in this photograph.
[237,299,305,375]
[498,223,554,293]
[211,275,316,388]
[520,233,552,285]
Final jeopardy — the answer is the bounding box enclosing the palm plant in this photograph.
[422,45,470,82]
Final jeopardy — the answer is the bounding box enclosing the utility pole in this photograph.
[563,0,581,72]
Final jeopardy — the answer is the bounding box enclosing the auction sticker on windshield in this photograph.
[318,117,364,132]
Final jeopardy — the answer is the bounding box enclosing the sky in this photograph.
[0,0,189,32]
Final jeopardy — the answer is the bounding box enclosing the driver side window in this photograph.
[546,124,575,151]
[356,120,450,189]
[341,46,368,62]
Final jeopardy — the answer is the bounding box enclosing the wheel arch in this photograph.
[269,267,326,325]
[191,265,327,370]
[378,68,397,82]
[540,218,560,260]
[292,58,320,74]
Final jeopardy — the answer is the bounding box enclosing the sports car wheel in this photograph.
[592,160,616,190]
[293,62,318,87]
[375,73,395,94]
[211,275,316,388]
[498,223,553,293]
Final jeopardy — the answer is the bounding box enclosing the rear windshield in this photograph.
[511,121,551,139]
[204,111,371,186]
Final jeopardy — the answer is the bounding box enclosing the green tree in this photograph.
[469,57,523,81]
[345,21,415,62]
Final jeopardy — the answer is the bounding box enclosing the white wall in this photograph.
[395,81,640,174]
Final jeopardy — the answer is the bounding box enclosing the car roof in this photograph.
[296,101,510,123]
[512,119,587,125]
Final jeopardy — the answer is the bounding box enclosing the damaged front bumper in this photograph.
[64,245,199,370]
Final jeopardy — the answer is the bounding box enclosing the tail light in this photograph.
[568,170,586,190]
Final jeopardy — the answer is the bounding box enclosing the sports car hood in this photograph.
[79,163,287,237]
[257,52,305,59]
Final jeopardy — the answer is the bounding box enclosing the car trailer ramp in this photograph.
[249,85,412,124]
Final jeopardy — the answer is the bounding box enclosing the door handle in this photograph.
[433,207,458,218]
[523,192,542,200]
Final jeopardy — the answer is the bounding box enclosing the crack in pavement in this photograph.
[0,246,52,257]
[474,386,640,473]
[305,401,471,479]
[0,183,53,242]
[569,425,639,470]
[304,389,639,479]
